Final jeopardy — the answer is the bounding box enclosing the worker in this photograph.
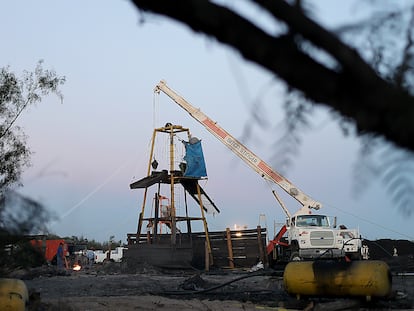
[361,245,370,260]
[146,221,153,244]
[56,242,64,270]
[86,248,95,268]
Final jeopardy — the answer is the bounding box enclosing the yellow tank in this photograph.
[283,260,391,300]
[0,278,29,311]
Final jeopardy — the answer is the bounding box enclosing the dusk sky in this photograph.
[1,1,413,243]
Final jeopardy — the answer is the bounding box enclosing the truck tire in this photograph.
[289,241,301,261]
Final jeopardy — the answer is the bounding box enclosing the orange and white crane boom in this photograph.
[154,80,322,213]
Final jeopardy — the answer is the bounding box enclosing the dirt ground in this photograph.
[12,262,414,311]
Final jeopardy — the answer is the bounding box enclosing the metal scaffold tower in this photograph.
[127,123,219,267]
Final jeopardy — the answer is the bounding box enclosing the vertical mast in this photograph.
[168,124,177,244]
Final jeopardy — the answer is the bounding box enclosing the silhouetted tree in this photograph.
[130,0,414,216]
[130,0,414,153]
[0,61,65,273]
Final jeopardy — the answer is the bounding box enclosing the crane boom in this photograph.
[154,80,321,211]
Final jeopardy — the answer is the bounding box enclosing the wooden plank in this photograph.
[124,244,193,268]
[226,228,235,269]
[205,241,210,271]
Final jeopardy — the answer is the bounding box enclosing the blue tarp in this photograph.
[183,140,207,178]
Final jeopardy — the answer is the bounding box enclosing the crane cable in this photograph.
[325,201,414,240]
[263,179,413,240]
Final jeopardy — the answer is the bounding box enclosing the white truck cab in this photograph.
[288,214,361,260]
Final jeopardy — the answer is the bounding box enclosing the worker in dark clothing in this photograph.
[57,243,64,270]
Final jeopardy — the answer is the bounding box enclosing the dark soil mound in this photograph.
[363,239,414,272]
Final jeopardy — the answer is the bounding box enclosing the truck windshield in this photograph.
[296,215,329,227]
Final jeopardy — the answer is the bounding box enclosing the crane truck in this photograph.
[154,80,362,263]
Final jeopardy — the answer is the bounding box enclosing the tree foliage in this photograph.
[60,235,122,251]
[130,0,414,153]
[132,0,414,151]
[0,61,65,190]
[130,0,414,215]
[0,62,65,272]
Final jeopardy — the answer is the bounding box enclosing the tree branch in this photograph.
[130,0,414,153]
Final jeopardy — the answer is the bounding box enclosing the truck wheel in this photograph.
[290,252,301,261]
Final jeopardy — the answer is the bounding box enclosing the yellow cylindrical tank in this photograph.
[283,260,391,300]
[0,278,29,311]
